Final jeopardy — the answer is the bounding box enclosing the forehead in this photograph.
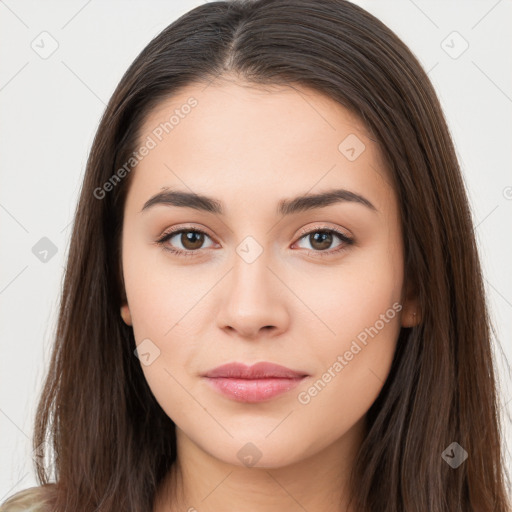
[126,78,394,216]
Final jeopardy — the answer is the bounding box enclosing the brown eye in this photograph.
[156,228,216,256]
[295,228,353,254]
[179,231,205,250]
[308,231,335,251]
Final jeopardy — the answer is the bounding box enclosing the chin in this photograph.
[209,436,309,469]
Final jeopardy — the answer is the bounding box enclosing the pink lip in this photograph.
[202,362,309,403]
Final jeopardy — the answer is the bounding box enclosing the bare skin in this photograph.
[119,76,420,512]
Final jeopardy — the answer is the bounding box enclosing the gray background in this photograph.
[1,0,511,499]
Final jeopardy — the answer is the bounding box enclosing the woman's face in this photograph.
[120,77,416,468]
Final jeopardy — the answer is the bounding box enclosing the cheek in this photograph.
[293,234,403,413]
[298,231,403,347]
[122,229,196,340]
[292,281,402,457]
[123,265,202,424]
[121,238,205,410]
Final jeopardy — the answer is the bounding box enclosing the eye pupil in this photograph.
[310,231,332,250]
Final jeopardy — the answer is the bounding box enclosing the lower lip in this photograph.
[204,376,306,403]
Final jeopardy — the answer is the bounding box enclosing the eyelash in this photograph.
[155,225,354,259]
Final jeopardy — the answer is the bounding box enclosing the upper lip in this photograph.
[203,362,309,379]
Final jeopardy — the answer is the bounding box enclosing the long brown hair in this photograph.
[1,1,510,511]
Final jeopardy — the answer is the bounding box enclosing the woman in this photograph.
[1,0,510,510]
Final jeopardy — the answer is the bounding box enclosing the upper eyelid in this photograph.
[159,225,215,242]
[296,223,351,238]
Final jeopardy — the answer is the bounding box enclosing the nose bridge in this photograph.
[230,235,276,305]
[216,234,288,337]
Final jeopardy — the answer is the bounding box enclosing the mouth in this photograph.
[201,361,309,403]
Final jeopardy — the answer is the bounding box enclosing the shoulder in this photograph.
[0,485,56,512]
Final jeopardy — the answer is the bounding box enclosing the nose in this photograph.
[215,250,290,340]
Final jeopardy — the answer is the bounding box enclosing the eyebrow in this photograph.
[140,187,378,216]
